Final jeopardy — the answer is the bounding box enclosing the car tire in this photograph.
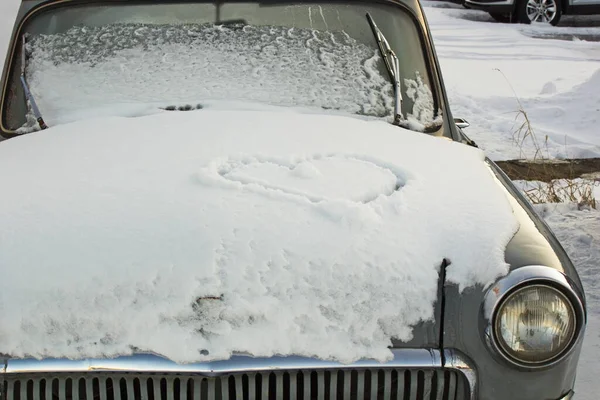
[488,12,515,23]
[516,0,562,25]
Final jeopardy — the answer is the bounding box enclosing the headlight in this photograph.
[494,284,576,365]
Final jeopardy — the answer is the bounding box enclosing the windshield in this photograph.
[2,1,439,133]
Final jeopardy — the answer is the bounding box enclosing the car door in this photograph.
[571,0,600,7]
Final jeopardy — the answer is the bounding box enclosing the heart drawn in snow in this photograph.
[217,155,404,203]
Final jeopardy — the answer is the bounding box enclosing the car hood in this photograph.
[0,108,518,363]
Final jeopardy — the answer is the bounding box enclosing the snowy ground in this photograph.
[0,0,599,397]
[537,203,600,399]
[0,1,18,71]
[423,1,600,161]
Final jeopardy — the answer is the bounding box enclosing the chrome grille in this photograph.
[2,369,467,400]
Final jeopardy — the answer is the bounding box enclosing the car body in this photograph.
[0,1,586,400]
[464,0,600,26]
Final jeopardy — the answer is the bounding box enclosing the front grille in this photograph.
[2,369,467,400]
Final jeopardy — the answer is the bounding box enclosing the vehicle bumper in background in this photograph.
[464,0,515,13]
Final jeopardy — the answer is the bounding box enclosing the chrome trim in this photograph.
[3,349,444,374]
[465,0,515,5]
[557,390,574,400]
[481,265,586,370]
[454,117,470,129]
[443,349,477,400]
[1,349,476,400]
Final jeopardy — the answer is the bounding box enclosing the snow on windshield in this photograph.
[0,109,518,363]
[404,72,440,131]
[22,23,397,128]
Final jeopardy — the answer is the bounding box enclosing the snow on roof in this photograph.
[0,108,518,363]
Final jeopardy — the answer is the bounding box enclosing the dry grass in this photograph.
[523,180,597,209]
[494,68,597,209]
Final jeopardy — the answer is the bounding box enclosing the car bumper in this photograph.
[1,349,477,400]
[464,0,515,13]
[0,350,581,400]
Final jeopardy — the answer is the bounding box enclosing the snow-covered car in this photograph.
[0,1,587,400]
[464,0,600,26]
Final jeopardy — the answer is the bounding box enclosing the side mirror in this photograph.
[454,118,470,129]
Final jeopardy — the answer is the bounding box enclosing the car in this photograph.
[464,0,600,26]
[0,1,587,400]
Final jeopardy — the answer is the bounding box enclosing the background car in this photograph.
[464,0,600,25]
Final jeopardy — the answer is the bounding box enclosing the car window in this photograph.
[2,1,439,134]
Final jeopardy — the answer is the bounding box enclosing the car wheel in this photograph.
[516,0,562,25]
[488,12,514,23]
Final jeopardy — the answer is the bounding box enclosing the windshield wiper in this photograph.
[20,34,48,131]
[366,13,405,128]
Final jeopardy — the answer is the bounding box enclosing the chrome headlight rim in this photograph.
[482,266,586,370]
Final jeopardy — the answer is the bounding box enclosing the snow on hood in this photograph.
[0,108,518,363]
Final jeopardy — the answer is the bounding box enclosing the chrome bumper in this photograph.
[1,349,476,400]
